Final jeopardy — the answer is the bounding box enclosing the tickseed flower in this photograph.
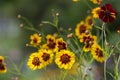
[43,34,57,52]
[90,0,102,5]
[0,63,7,73]
[55,38,67,52]
[0,56,7,73]
[72,0,79,2]
[85,16,94,29]
[38,49,53,66]
[92,7,101,18]
[91,44,104,63]
[0,56,4,63]
[30,33,42,47]
[55,50,75,69]
[99,4,117,23]
[81,34,97,52]
[75,21,90,39]
[27,52,44,70]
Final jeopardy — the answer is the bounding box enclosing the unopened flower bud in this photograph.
[56,13,60,16]
[88,67,92,71]
[67,33,73,38]
[19,23,24,27]
[68,27,72,31]
[17,14,21,19]
[26,44,29,47]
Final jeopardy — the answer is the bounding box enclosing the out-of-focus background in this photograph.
[0,0,120,80]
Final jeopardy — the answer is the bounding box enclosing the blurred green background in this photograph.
[0,0,120,80]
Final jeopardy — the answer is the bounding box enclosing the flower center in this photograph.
[96,48,104,57]
[33,38,38,43]
[60,54,70,64]
[32,57,40,66]
[42,53,50,61]
[47,39,56,49]
[0,63,5,70]
[58,42,67,51]
[79,25,86,34]
[104,10,111,17]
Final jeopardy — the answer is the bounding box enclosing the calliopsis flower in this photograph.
[90,0,103,5]
[30,33,42,47]
[55,38,67,52]
[0,56,7,73]
[81,34,97,52]
[85,16,94,29]
[92,7,101,18]
[42,34,56,52]
[99,4,117,23]
[91,44,104,63]
[75,21,90,39]
[27,52,44,70]
[38,49,53,66]
[55,50,75,69]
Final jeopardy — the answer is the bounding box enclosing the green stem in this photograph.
[62,70,68,80]
[104,60,107,80]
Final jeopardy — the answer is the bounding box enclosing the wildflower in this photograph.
[38,49,53,66]
[85,16,94,29]
[75,21,90,39]
[99,4,117,23]
[90,0,102,5]
[27,52,44,70]
[42,34,56,52]
[55,38,67,52]
[81,34,97,52]
[92,7,101,18]
[55,50,75,69]
[72,0,79,2]
[30,33,42,47]
[91,44,104,63]
[0,63,7,73]
[0,56,4,63]
[0,56,7,73]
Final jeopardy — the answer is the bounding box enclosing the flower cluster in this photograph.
[27,33,75,70]
[0,56,7,73]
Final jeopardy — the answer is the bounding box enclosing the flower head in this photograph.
[55,38,67,52]
[75,21,90,39]
[0,63,7,73]
[38,49,53,66]
[91,44,104,63]
[27,52,44,70]
[0,56,4,63]
[82,35,97,52]
[90,0,103,5]
[30,33,42,47]
[99,4,117,23]
[55,50,75,69]
[92,7,101,18]
[85,16,94,29]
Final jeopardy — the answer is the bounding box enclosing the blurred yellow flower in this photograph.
[72,0,79,2]
[75,21,90,39]
[92,7,101,18]
[85,16,94,29]
[38,49,53,66]
[27,52,44,70]
[0,56,7,73]
[90,0,103,5]
[55,50,75,69]
[30,33,42,47]
[0,56,4,63]
[91,44,104,63]
[55,38,67,52]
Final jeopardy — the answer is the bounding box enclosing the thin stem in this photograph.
[62,70,68,80]
[104,60,107,80]
[101,23,106,48]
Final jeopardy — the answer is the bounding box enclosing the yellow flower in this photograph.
[91,44,104,63]
[55,50,75,69]
[0,56,4,63]
[92,7,101,18]
[75,21,90,39]
[30,33,42,47]
[0,63,7,73]
[82,34,97,52]
[27,52,44,70]
[85,16,94,29]
[90,0,103,5]
[42,34,56,52]
[38,49,53,66]
[55,38,67,52]
[0,56,7,73]
[72,0,79,2]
